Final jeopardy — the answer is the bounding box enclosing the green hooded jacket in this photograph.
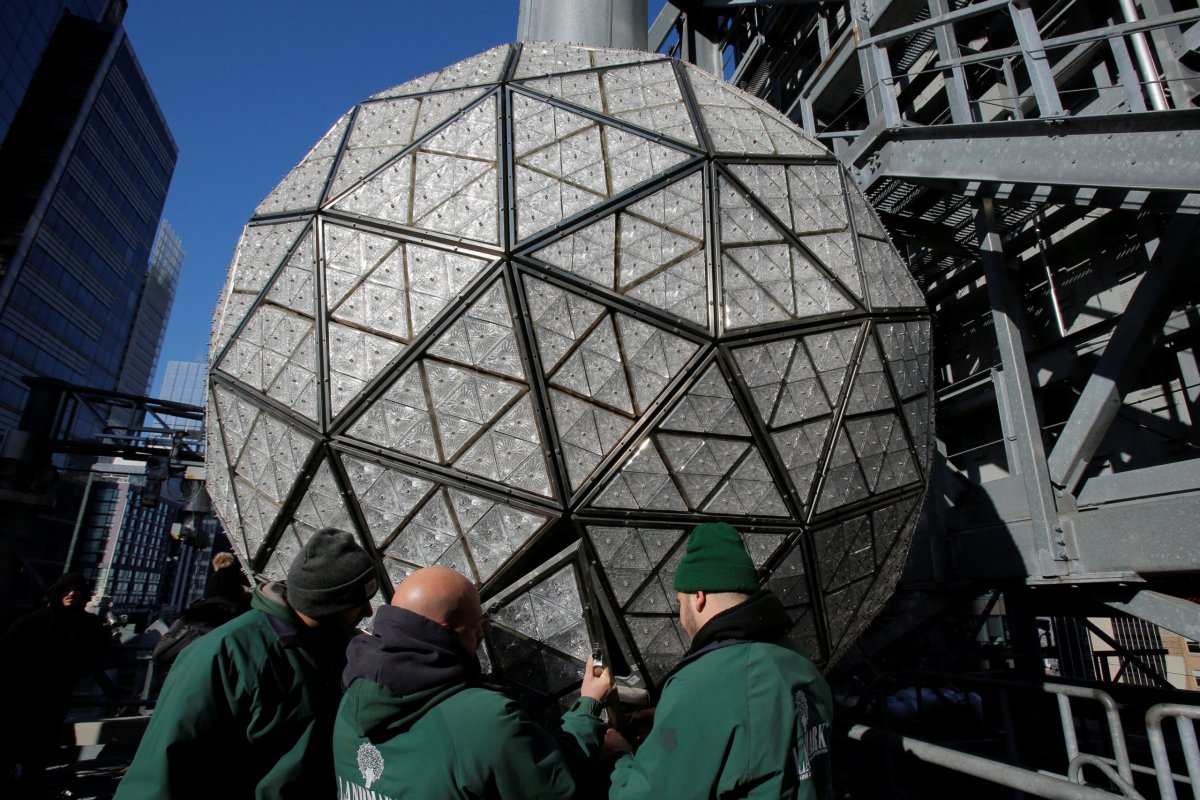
[333,604,606,799]
[609,591,833,800]
[115,583,350,800]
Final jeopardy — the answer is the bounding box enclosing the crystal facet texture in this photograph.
[207,42,933,673]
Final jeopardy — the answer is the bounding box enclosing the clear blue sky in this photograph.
[126,1,642,393]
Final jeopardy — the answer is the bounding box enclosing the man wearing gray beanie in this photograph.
[117,528,378,800]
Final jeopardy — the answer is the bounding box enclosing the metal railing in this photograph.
[846,672,1200,798]
[1148,704,1200,800]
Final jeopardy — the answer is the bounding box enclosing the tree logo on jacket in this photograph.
[357,743,384,789]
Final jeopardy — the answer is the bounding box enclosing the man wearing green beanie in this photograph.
[608,522,833,799]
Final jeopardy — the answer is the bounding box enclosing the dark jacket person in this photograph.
[608,522,833,800]
[0,573,108,797]
[115,529,378,800]
[333,566,612,798]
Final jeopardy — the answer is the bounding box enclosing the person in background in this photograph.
[333,565,613,798]
[202,550,251,605]
[607,522,834,800]
[150,551,251,671]
[115,528,377,800]
[0,573,109,798]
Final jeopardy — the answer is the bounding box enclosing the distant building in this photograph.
[0,0,178,440]
[154,359,206,431]
[0,0,179,612]
[120,222,185,398]
[0,1,113,144]
[68,459,179,620]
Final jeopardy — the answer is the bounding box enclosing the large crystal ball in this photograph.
[205,42,933,674]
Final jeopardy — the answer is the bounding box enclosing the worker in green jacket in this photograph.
[333,565,614,798]
[607,522,834,800]
[115,528,378,800]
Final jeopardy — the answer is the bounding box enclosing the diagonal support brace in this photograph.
[1047,213,1200,495]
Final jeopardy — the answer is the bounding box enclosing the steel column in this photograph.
[1107,31,1150,113]
[852,6,894,128]
[681,9,724,74]
[517,0,648,50]
[976,198,1064,577]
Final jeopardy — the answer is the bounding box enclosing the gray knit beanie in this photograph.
[287,528,376,619]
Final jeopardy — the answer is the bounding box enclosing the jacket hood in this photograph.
[341,605,479,737]
[253,581,292,618]
[48,572,89,609]
[344,605,478,692]
[686,588,792,655]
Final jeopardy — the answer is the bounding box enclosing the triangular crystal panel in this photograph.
[512,91,692,241]
[326,321,405,418]
[287,457,355,542]
[529,171,709,327]
[256,113,351,216]
[681,63,825,157]
[333,95,500,244]
[339,452,436,548]
[718,175,856,330]
[371,45,511,99]
[328,88,490,200]
[592,440,687,511]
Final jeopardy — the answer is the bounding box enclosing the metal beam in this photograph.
[1077,459,1200,508]
[857,0,1010,48]
[649,2,682,52]
[977,199,1065,578]
[1068,491,1200,578]
[853,110,1200,202]
[1104,590,1200,642]
[1046,213,1199,494]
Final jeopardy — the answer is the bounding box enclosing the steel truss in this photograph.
[657,0,1200,794]
[668,0,1200,602]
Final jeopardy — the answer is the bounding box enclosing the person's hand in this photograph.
[602,727,634,759]
[581,654,613,703]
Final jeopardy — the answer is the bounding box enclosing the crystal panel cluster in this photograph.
[207,42,933,681]
[484,547,594,708]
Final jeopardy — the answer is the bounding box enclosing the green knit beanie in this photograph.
[673,522,758,594]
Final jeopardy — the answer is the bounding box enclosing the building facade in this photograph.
[68,460,178,620]
[0,0,178,440]
[119,221,185,398]
[154,359,205,432]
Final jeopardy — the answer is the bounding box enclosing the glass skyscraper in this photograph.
[0,0,180,613]
[0,0,179,439]
[155,359,206,432]
[120,222,185,398]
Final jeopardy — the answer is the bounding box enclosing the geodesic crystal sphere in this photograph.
[205,42,933,675]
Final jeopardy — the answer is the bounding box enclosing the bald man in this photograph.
[333,566,613,798]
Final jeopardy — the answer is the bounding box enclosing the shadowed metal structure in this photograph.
[204,41,933,689]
